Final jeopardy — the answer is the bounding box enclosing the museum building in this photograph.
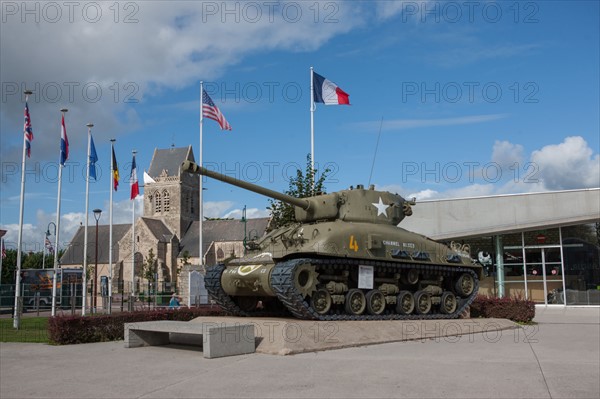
[402,189,600,306]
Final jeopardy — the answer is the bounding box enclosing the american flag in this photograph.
[24,102,33,157]
[202,89,232,131]
[45,236,54,254]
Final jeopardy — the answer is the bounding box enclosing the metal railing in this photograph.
[0,281,214,317]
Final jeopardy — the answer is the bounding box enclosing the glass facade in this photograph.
[468,224,600,305]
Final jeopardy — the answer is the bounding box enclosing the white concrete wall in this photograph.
[401,188,600,240]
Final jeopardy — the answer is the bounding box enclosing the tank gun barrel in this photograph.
[182,161,311,210]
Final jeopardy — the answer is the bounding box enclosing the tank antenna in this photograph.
[368,116,384,187]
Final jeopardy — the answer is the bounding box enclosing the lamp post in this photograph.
[93,208,102,313]
[42,222,56,269]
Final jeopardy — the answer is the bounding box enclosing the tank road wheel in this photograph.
[294,263,319,297]
[345,289,366,315]
[365,289,386,315]
[310,289,332,315]
[414,290,432,315]
[439,291,458,314]
[396,291,415,315]
[402,269,419,285]
[455,273,475,297]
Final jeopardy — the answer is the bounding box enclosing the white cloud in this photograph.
[223,207,270,219]
[0,2,361,165]
[531,136,600,190]
[391,136,599,201]
[408,184,496,201]
[491,140,524,168]
[1,195,145,252]
[203,201,235,218]
[407,188,440,201]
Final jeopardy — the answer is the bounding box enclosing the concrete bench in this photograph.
[124,320,255,359]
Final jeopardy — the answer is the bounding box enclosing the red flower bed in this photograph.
[470,295,535,323]
[48,306,226,345]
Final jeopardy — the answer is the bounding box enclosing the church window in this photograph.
[154,191,162,213]
[163,190,170,212]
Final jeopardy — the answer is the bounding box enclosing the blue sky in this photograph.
[1,1,599,252]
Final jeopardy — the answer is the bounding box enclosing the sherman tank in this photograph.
[183,161,482,320]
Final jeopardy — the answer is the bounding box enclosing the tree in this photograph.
[142,248,157,283]
[178,250,191,277]
[267,154,329,230]
[0,249,64,283]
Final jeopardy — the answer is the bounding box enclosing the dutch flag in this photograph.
[313,71,350,105]
[60,114,69,166]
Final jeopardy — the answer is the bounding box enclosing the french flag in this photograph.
[60,114,69,166]
[130,154,139,200]
[313,71,350,105]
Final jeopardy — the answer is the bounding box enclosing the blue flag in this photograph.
[89,134,98,180]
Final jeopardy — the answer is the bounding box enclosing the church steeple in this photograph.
[144,146,198,239]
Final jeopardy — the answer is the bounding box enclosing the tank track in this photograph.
[204,263,289,318]
[270,257,479,321]
[204,263,249,316]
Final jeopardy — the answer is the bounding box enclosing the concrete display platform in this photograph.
[189,316,518,355]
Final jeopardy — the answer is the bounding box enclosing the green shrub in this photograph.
[48,306,226,345]
[470,295,535,323]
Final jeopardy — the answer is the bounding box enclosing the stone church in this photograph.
[61,146,269,293]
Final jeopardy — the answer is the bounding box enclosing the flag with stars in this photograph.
[202,89,232,131]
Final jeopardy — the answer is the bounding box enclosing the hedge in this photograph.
[470,295,536,323]
[48,306,226,345]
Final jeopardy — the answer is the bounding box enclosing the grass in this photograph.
[0,317,49,343]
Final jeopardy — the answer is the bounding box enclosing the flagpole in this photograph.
[42,231,46,269]
[51,108,68,317]
[310,66,315,177]
[13,90,33,329]
[0,238,4,285]
[109,139,116,314]
[82,123,93,316]
[199,81,204,270]
[131,150,137,305]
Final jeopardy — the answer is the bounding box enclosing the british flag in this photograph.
[24,102,33,157]
[202,89,232,131]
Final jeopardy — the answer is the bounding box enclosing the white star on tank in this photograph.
[372,197,389,217]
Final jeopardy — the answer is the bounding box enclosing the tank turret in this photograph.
[182,160,481,321]
[183,160,415,225]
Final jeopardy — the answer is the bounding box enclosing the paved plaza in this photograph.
[1,307,598,398]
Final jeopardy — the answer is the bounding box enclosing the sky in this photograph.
[1,1,599,254]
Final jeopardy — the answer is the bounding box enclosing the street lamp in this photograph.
[92,209,102,313]
[42,222,56,269]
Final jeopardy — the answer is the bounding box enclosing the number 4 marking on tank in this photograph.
[349,235,359,252]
